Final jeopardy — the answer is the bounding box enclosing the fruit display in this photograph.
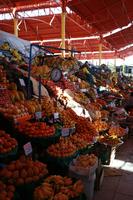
[0,130,17,155]
[72,154,97,169]
[0,89,12,106]
[98,135,123,146]
[16,122,55,138]
[41,96,56,116]
[9,90,25,103]
[0,65,8,89]
[108,126,126,137]
[34,175,84,200]
[0,102,30,121]
[60,110,76,128]
[0,156,48,185]
[0,181,15,200]
[76,117,97,136]
[69,135,89,150]
[41,80,58,97]
[96,98,107,107]
[73,92,88,105]
[31,65,50,78]
[47,138,77,158]
[79,80,90,89]
[94,120,109,132]
[24,99,42,114]
[100,110,109,119]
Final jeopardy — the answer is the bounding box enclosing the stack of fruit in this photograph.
[0,156,48,185]
[41,97,56,116]
[0,130,18,156]
[69,135,89,151]
[34,175,84,200]
[72,154,97,170]
[0,65,8,89]
[94,120,109,132]
[16,122,55,138]
[47,138,77,158]
[98,135,122,146]
[0,181,15,200]
[24,100,42,114]
[108,126,126,137]
[60,110,76,128]
[0,89,12,106]
[76,117,98,143]
[0,103,30,121]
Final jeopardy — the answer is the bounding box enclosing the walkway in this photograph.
[94,136,133,200]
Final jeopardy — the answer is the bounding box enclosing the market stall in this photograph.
[0,38,133,200]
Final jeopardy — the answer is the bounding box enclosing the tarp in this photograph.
[0,30,39,61]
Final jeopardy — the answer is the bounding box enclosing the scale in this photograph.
[51,67,62,82]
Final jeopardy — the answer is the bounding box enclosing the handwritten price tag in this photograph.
[80,89,88,92]
[61,128,69,137]
[35,111,42,120]
[19,78,25,86]
[54,112,59,119]
[23,142,32,156]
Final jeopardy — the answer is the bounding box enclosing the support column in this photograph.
[61,0,67,57]
[99,43,102,66]
[14,18,18,37]
[113,51,117,72]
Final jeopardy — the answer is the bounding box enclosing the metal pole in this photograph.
[27,44,32,99]
[61,0,67,57]
[99,43,102,66]
[14,18,18,37]
[38,75,42,103]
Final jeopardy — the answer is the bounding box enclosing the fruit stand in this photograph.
[0,41,133,200]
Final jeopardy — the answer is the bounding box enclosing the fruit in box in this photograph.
[73,154,97,169]
[0,181,15,200]
[34,175,83,200]
[0,130,17,154]
[16,122,55,138]
[0,156,48,185]
[47,138,76,158]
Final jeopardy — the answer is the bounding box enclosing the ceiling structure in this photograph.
[0,0,133,59]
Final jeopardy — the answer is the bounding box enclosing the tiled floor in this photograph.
[94,136,133,200]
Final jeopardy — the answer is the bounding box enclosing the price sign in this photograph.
[80,89,88,93]
[54,112,59,119]
[61,128,69,137]
[35,111,42,120]
[19,78,25,86]
[23,142,32,156]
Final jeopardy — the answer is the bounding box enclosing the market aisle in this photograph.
[94,136,133,200]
